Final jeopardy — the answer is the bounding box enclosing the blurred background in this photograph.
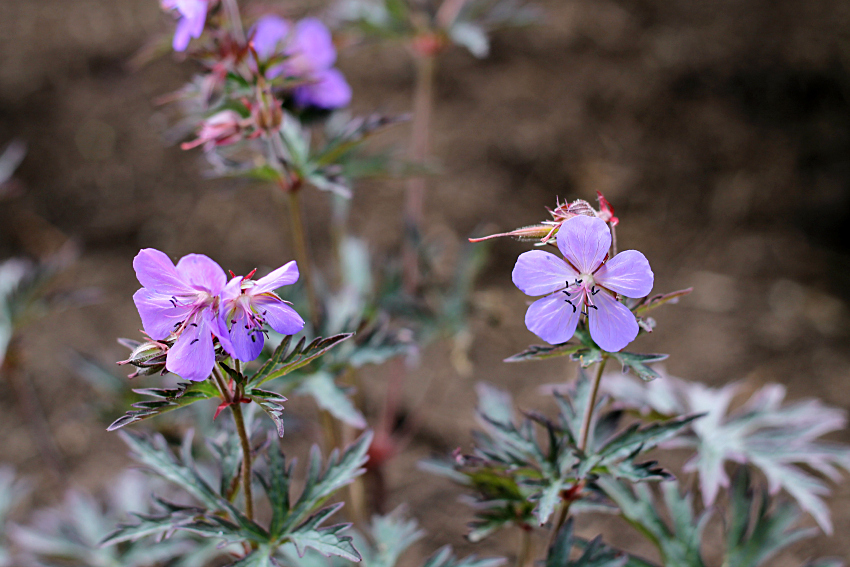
[1,0,849,563]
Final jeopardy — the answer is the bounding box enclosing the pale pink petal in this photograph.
[175,254,226,295]
[132,288,193,340]
[133,249,193,296]
[252,261,299,295]
[512,250,577,297]
[587,291,638,352]
[556,216,611,274]
[594,250,654,298]
[255,296,305,336]
[525,292,583,345]
[166,314,214,381]
[221,276,243,302]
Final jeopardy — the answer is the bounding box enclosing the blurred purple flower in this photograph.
[250,15,352,109]
[162,0,209,52]
[512,215,653,352]
[132,249,233,381]
[220,261,305,362]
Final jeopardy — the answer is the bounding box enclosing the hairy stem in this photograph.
[548,356,608,547]
[578,356,607,450]
[213,365,253,521]
[231,396,254,521]
[402,52,436,294]
[286,189,320,329]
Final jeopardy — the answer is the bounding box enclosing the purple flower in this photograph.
[132,249,233,381]
[250,15,352,109]
[162,0,209,52]
[219,261,305,362]
[512,215,653,352]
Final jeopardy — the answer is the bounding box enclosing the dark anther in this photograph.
[565,299,576,312]
[189,323,198,328]
[190,338,199,345]
[591,286,599,296]
[244,324,251,329]
[562,289,571,296]
[250,335,256,342]
[169,298,177,307]
[574,278,583,285]
[231,319,237,325]
[587,304,598,311]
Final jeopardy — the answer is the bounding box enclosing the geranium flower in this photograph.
[512,216,653,352]
[219,261,305,362]
[132,249,232,381]
[162,0,209,52]
[250,15,352,109]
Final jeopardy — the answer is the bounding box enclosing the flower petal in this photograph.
[221,276,242,302]
[252,261,300,295]
[176,254,226,295]
[251,15,290,60]
[255,296,305,336]
[226,306,265,362]
[166,314,214,381]
[292,18,336,70]
[172,16,194,51]
[525,292,583,345]
[587,291,638,352]
[512,250,577,297]
[294,68,352,109]
[594,250,654,298]
[133,249,193,296]
[133,288,193,340]
[556,216,611,274]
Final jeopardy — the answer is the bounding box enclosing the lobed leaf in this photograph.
[107,380,220,431]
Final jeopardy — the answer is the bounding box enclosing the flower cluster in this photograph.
[131,248,304,381]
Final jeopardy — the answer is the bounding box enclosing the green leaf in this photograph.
[281,432,373,534]
[609,352,669,382]
[249,334,354,389]
[295,371,366,429]
[546,519,627,567]
[100,500,201,546]
[107,380,220,431]
[288,504,360,561]
[475,382,514,426]
[244,388,288,437]
[365,507,425,567]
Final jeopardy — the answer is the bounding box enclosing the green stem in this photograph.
[548,356,608,546]
[285,188,321,329]
[213,365,253,521]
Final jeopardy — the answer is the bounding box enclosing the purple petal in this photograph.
[556,216,611,274]
[587,290,638,352]
[175,254,226,295]
[255,296,305,336]
[173,17,193,51]
[525,292,583,345]
[221,276,243,302]
[226,306,265,362]
[133,288,193,340]
[209,309,235,358]
[251,15,290,61]
[252,261,299,294]
[166,314,214,381]
[594,250,654,298]
[293,68,352,109]
[291,18,336,70]
[512,250,577,297]
[133,249,192,296]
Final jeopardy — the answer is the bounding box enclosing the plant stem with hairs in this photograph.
[547,355,608,544]
[213,365,254,521]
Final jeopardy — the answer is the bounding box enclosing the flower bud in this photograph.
[117,338,169,378]
[181,110,247,151]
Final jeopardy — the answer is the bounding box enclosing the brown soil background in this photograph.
[1,0,850,564]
